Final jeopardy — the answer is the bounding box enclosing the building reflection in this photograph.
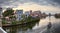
[3,21,39,33]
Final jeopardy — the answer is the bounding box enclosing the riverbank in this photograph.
[2,18,40,27]
[2,16,60,33]
[54,13,60,18]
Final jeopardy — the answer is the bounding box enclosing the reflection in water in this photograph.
[3,16,60,33]
[3,21,39,33]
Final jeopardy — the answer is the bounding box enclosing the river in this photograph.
[3,16,60,33]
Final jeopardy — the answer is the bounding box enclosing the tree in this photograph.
[2,8,14,17]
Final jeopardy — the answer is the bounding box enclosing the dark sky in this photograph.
[0,0,60,6]
[0,0,60,12]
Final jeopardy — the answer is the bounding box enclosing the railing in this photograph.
[0,27,7,33]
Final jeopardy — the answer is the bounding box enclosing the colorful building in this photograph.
[30,10,42,18]
[24,11,30,17]
[15,9,23,21]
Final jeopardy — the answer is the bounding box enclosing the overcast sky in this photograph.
[0,0,60,13]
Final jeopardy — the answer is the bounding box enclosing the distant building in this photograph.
[24,11,30,17]
[30,10,32,14]
[30,10,42,18]
[15,9,23,21]
[42,12,47,17]
[24,10,32,17]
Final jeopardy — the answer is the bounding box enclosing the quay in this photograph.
[0,18,7,33]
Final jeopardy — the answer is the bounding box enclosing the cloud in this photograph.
[0,0,60,7]
[52,0,60,4]
[0,0,60,12]
[13,4,60,12]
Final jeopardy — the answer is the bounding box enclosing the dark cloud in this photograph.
[52,0,60,4]
[0,0,10,4]
[0,0,60,8]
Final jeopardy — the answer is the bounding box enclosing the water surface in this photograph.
[3,16,60,33]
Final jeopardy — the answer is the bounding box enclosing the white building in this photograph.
[15,9,23,21]
[24,11,30,17]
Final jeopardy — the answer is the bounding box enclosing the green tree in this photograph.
[2,8,14,17]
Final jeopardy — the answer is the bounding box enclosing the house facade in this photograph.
[24,11,30,17]
[15,9,23,21]
[30,11,42,18]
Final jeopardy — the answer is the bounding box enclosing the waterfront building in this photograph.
[30,10,42,18]
[24,11,30,17]
[24,10,32,17]
[30,10,32,14]
[15,9,23,21]
[42,12,47,17]
[55,13,60,18]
